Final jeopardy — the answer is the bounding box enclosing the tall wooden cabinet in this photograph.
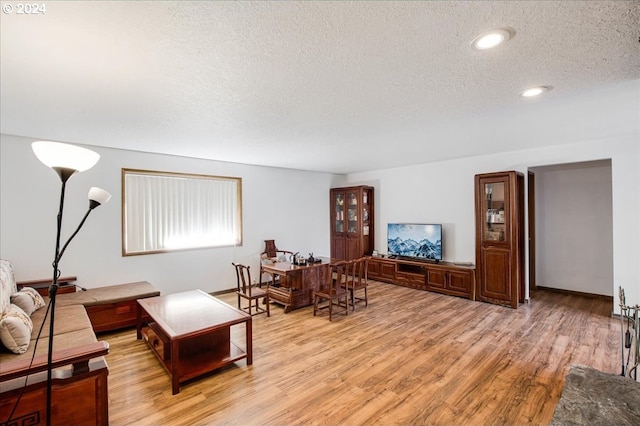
[330,186,374,261]
[475,171,525,308]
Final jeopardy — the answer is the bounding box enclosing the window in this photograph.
[122,168,242,255]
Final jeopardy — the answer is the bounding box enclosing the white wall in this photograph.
[533,161,613,296]
[2,133,638,313]
[0,134,344,295]
[346,135,639,312]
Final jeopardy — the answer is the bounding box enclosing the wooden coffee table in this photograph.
[136,290,252,394]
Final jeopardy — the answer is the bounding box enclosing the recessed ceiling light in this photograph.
[520,86,552,98]
[471,28,514,50]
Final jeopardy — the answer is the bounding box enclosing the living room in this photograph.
[1,1,639,425]
[2,119,637,305]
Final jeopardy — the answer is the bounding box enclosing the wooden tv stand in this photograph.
[367,256,476,300]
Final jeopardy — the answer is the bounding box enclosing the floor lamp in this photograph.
[31,141,111,426]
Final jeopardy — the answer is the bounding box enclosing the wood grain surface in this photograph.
[104,281,619,425]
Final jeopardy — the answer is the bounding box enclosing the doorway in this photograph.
[528,160,614,300]
[528,171,536,292]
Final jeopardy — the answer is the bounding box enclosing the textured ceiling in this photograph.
[1,1,639,174]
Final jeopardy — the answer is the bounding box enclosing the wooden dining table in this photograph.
[260,257,334,313]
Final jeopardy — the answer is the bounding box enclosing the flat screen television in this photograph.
[387,223,442,262]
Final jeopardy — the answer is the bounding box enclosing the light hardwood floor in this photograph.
[103,281,619,425]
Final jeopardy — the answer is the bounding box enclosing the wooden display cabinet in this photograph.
[474,171,525,308]
[330,186,374,261]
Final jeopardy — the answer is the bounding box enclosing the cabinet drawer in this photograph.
[367,261,381,279]
[368,259,396,282]
[426,266,475,300]
[448,270,472,294]
[426,269,447,290]
[395,271,425,289]
[379,263,396,279]
[142,324,170,360]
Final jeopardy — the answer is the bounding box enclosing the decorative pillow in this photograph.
[11,287,46,316]
[0,303,33,354]
[0,259,17,316]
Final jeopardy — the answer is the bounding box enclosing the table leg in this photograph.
[171,339,180,394]
[246,317,253,365]
[136,302,143,340]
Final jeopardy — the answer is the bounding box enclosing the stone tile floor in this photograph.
[551,365,640,425]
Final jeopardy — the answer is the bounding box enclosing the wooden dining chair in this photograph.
[313,262,348,321]
[232,262,270,317]
[343,257,369,311]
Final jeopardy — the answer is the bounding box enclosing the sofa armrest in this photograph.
[0,341,109,382]
[0,341,110,426]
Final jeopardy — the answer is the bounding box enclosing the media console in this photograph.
[367,255,476,300]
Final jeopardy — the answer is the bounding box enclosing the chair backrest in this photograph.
[232,263,253,296]
[346,257,369,287]
[274,250,294,262]
[262,240,293,262]
[264,239,278,257]
[329,261,348,296]
[261,250,294,263]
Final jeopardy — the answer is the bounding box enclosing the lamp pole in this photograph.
[45,183,109,426]
[45,176,69,426]
[30,141,110,426]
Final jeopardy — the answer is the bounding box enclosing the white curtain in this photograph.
[124,171,241,254]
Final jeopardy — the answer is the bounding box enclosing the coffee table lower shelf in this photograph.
[141,321,248,394]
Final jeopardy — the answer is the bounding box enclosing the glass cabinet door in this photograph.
[483,181,506,242]
[347,189,359,234]
[334,192,345,233]
[362,190,370,236]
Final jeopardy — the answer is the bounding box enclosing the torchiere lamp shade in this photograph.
[88,187,112,209]
[32,141,100,181]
